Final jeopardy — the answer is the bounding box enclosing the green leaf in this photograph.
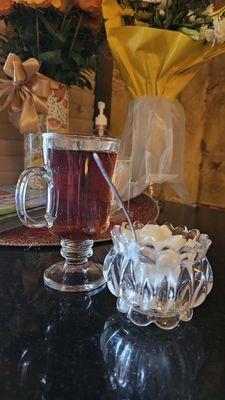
[39,14,66,46]
[0,4,96,89]
[71,52,84,65]
[39,49,62,65]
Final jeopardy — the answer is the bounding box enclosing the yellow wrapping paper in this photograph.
[103,1,225,203]
[103,0,225,98]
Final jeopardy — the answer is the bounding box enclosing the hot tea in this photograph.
[16,132,120,292]
[47,149,117,241]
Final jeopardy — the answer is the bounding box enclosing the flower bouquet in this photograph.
[0,0,101,169]
[103,0,225,201]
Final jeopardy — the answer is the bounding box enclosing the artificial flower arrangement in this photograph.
[0,0,102,88]
[103,0,225,202]
[118,0,225,45]
[0,0,102,170]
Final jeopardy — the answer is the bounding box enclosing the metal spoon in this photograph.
[93,152,137,242]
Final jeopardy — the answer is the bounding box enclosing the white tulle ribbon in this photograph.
[118,96,192,203]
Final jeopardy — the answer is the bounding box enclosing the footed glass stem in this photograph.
[44,239,105,293]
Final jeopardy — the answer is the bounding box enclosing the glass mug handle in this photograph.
[16,167,52,229]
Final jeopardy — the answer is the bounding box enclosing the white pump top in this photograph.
[95,101,107,137]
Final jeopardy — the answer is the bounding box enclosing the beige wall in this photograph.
[163,54,225,207]
[198,55,225,207]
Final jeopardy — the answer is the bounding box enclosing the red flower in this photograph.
[73,0,102,14]
[53,84,66,102]
[0,0,14,16]
[47,118,60,129]
[63,99,68,109]
[73,0,102,34]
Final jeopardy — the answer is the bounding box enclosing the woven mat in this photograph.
[0,194,159,247]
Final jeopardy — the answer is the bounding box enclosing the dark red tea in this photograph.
[47,149,117,240]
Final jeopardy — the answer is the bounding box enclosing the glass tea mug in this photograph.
[16,133,120,293]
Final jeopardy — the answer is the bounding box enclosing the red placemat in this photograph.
[0,194,159,247]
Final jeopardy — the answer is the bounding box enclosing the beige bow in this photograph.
[0,53,53,134]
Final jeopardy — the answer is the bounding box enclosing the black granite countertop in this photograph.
[0,202,225,400]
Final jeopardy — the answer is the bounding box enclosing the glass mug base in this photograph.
[44,239,105,293]
[44,261,105,293]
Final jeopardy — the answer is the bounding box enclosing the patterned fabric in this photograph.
[24,84,69,171]
[0,194,159,247]
[46,84,69,133]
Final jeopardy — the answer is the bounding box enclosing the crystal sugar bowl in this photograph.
[103,223,213,330]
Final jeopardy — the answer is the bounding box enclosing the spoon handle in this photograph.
[93,152,137,242]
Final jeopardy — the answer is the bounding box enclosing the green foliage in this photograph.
[0,5,98,88]
[118,0,214,31]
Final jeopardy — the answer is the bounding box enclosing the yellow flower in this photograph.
[135,10,151,20]
[134,19,149,27]
[51,0,65,6]
[121,7,135,17]
[14,0,66,8]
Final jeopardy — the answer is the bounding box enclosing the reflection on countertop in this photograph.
[101,314,204,400]
[0,203,225,399]
[17,292,108,400]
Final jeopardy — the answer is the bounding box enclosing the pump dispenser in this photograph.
[95,101,108,137]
